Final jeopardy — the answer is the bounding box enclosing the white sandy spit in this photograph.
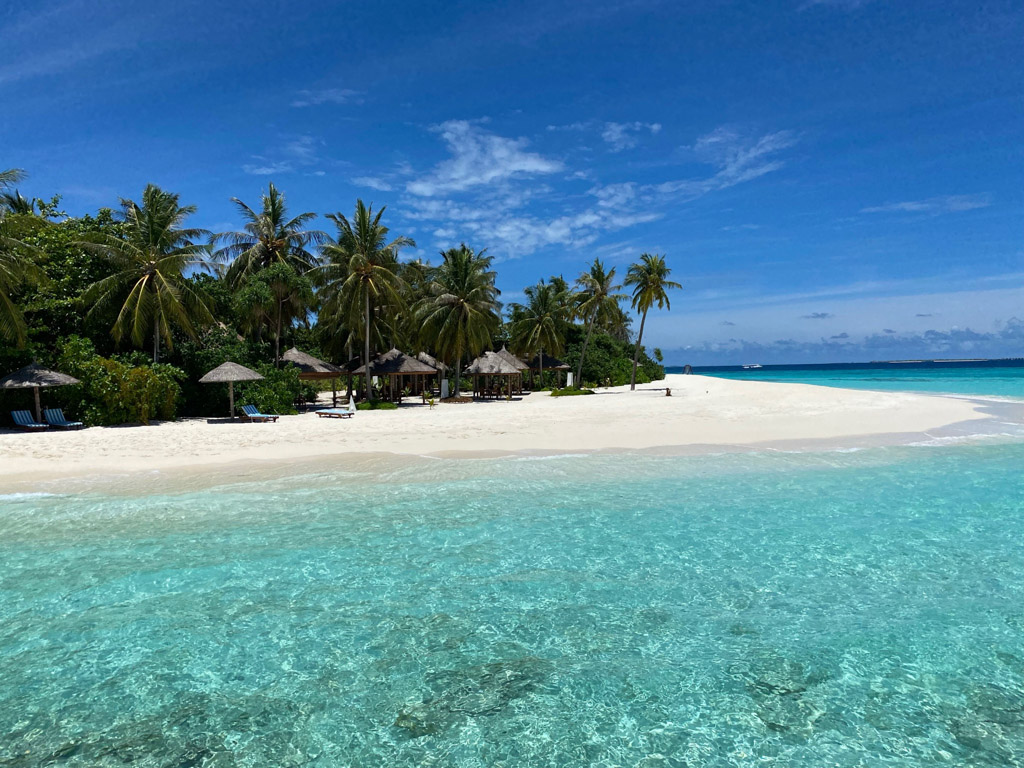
[0,374,996,484]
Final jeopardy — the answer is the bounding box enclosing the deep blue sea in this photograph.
[3,440,1024,766]
[670,359,1024,400]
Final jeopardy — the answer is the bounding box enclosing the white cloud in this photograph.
[860,194,991,215]
[405,120,563,196]
[291,88,361,107]
[601,121,662,151]
[242,135,323,176]
[352,176,394,191]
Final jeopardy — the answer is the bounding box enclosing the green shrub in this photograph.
[234,364,301,415]
[550,387,595,397]
[356,400,398,411]
[53,336,183,425]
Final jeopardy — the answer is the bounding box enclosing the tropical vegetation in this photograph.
[0,169,677,425]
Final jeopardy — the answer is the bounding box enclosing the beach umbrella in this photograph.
[199,361,264,419]
[0,363,81,422]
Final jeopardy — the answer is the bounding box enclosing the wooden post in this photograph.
[34,387,42,423]
[229,381,235,420]
[332,378,337,408]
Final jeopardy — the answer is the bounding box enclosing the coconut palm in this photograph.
[1,190,35,215]
[317,200,414,399]
[625,253,681,390]
[0,169,25,189]
[213,183,324,288]
[417,244,501,397]
[235,262,314,364]
[0,211,44,347]
[80,184,214,362]
[573,258,625,388]
[510,279,568,389]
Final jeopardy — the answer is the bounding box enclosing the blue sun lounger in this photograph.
[44,408,84,430]
[240,404,279,422]
[11,410,48,431]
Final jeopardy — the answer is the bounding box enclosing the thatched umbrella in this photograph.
[0,363,81,422]
[199,361,264,419]
[416,351,447,374]
[282,347,345,407]
[464,351,522,399]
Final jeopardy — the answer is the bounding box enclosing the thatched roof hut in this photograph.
[281,347,344,379]
[464,351,522,376]
[0,363,81,421]
[416,351,448,373]
[527,353,570,371]
[496,346,529,372]
[352,348,437,376]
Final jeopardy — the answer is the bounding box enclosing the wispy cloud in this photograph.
[861,194,991,215]
[601,121,662,151]
[802,312,834,320]
[406,120,563,196]
[352,176,394,191]
[291,88,362,107]
[242,135,324,176]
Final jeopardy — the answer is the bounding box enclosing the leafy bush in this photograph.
[356,400,399,411]
[234,364,302,416]
[550,387,595,397]
[53,336,183,425]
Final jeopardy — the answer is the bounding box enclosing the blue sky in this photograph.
[2,0,1022,365]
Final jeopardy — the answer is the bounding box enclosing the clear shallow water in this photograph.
[2,446,1024,767]
[693,365,1024,400]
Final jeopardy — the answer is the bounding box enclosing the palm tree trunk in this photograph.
[539,346,544,391]
[453,344,463,397]
[153,318,160,364]
[576,311,596,388]
[363,291,372,401]
[274,300,283,367]
[630,308,648,391]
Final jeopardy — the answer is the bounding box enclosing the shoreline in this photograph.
[1,374,1019,495]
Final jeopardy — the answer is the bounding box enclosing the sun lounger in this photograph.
[11,410,48,431]
[239,404,279,422]
[316,408,354,419]
[44,408,84,430]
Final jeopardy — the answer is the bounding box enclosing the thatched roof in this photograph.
[416,351,447,373]
[464,351,522,376]
[496,346,529,371]
[527,353,570,371]
[0,363,80,389]
[352,348,438,376]
[282,347,344,378]
[199,361,265,384]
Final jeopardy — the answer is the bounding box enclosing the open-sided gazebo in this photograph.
[495,346,528,394]
[464,351,522,400]
[352,348,438,401]
[282,347,345,407]
[527,352,571,388]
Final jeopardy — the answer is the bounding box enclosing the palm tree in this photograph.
[511,279,568,389]
[1,190,35,215]
[625,253,681,390]
[317,200,414,399]
[80,184,214,362]
[213,183,324,288]
[0,169,25,189]
[0,211,44,347]
[573,258,625,388]
[417,244,501,397]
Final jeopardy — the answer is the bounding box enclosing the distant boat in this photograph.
[742,364,763,369]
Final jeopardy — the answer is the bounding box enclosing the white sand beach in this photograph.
[0,374,998,487]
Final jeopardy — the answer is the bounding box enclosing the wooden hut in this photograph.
[352,348,438,401]
[282,347,345,407]
[495,346,528,394]
[526,352,571,388]
[464,351,522,400]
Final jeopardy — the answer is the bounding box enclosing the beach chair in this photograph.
[239,404,279,422]
[44,408,84,430]
[11,410,48,431]
[316,397,356,419]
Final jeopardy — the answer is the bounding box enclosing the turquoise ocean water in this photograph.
[680,364,1024,400]
[3,441,1024,766]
